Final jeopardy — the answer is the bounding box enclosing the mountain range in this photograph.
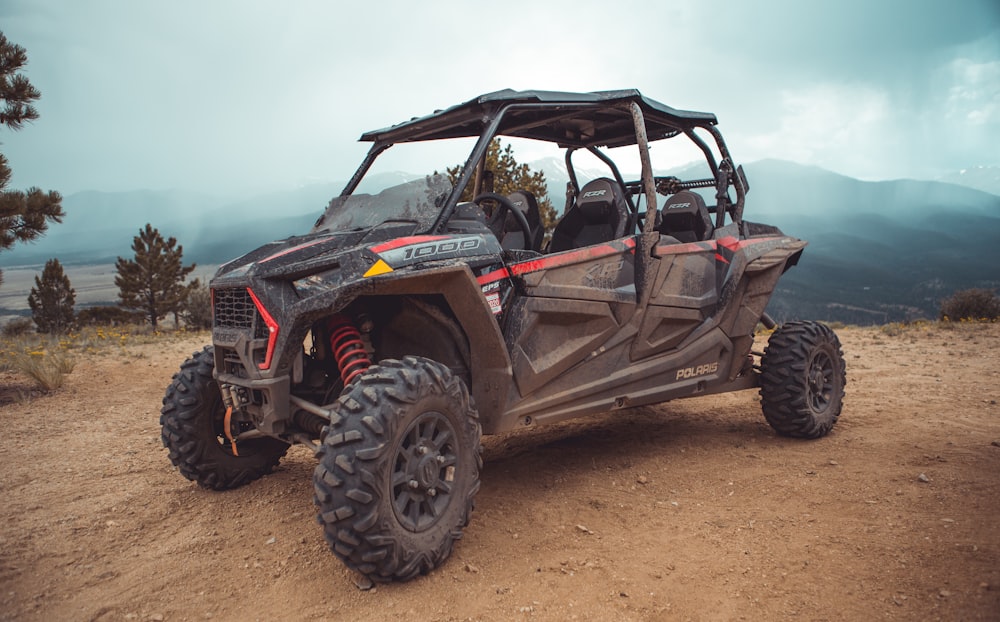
[1,160,997,325]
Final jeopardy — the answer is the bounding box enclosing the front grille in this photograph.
[214,288,257,329]
[255,316,270,339]
[214,287,270,339]
[213,287,274,370]
[219,346,249,378]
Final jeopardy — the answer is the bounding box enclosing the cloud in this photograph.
[1,0,998,195]
[945,59,1000,125]
[736,84,893,178]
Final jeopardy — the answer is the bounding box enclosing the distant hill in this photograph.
[4,189,224,265]
[1,186,323,267]
[2,161,996,326]
[0,172,419,268]
[741,160,1000,324]
[938,165,1000,197]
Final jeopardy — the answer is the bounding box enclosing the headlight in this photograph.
[292,267,342,297]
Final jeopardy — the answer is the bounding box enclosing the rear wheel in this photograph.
[759,321,846,439]
[160,346,289,489]
[313,356,481,582]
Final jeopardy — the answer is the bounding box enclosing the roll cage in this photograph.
[336,89,750,239]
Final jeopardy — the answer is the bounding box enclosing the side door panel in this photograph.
[504,238,637,398]
[507,297,619,396]
[632,238,719,360]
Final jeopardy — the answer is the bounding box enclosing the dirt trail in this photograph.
[1,323,999,621]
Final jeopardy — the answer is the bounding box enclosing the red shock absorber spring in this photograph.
[328,314,371,386]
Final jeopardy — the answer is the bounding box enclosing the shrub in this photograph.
[939,288,1000,321]
[4,337,76,391]
[76,305,146,327]
[3,316,35,336]
[179,279,212,330]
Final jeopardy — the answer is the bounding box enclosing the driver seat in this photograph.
[500,190,544,251]
[658,190,713,242]
[548,178,629,253]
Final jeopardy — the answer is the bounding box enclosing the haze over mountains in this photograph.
[2,161,997,325]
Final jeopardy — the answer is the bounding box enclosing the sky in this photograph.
[1,0,998,196]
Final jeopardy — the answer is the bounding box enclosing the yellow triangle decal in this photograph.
[363,259,394,278]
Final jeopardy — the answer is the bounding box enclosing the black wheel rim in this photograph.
[807,349,837,413]
[391,411,459,532]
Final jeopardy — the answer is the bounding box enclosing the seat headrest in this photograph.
[659,190,713,242]
[506,190,541,228]
[662,190,707,213]
[576,178,623,221]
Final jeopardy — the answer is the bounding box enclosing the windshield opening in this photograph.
[310,125,723,235]
[312,137,478,234]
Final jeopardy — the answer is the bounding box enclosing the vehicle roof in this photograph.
[359,89,718,149]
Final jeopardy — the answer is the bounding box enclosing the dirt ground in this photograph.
[1,323,999,621]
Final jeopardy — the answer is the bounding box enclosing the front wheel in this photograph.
[759,321,846,439]
[313,356,482,582]
[160,346,289,489]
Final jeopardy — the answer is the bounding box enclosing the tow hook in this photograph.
[219,383,251,409]
[218,384,246,456]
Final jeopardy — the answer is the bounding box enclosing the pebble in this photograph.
[576,524,593,535]
[352,573,374,591]
[265,536,276,545]
[991,441,1000,448]
[464,563,479,574]
[917,473,930,483]
[637,475,648,485]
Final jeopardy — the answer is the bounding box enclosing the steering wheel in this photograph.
[473,192,533,251]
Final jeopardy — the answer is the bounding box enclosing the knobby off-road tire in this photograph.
[313,356,482,582]
[759,321,846,439]
[160,346,289,490]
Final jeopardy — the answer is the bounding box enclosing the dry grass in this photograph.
[4,344,76,391]
[1,326,208,394]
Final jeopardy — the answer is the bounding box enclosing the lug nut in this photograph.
[408,479,419,489]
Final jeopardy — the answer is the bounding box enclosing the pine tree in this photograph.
[446,139,557,234]
[0,31,64,287]
[115,224,196,330]
[27,258,75,333]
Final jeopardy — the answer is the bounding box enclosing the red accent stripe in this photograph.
[247,287,279,371]
[510,237,637,277]
[655,241,715,256]
[369,235,450,254]
[655,235,787,257]
[714,253,730,264]
[717,236,741,251]
[477,267,511,286]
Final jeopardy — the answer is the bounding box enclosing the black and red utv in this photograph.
[161,89,846,582]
